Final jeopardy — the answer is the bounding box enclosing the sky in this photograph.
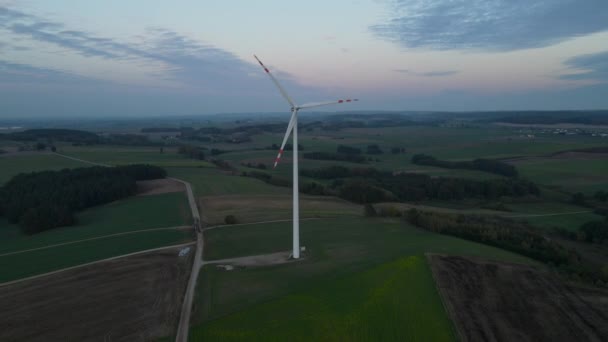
[1,0,608,118]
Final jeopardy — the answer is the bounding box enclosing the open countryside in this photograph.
[2,111,608,341]
[2,1,608,341]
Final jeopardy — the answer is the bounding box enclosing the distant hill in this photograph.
[2,128,100,144]
[494,111,608,125]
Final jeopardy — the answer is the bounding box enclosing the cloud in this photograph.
[0,60,105,85]
[371,0,608,51]
[393,69,458,77]
[0,6,316,97]
[1,6,158,60]
[0,6,330,117]
[560,50,608,81]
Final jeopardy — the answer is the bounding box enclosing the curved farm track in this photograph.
[0,247,193,342]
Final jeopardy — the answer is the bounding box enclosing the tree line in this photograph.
[0,165,166,234]
[302,144,385,164]
[1,128,165,147]
[2,129,100,145]
[300,165,538,203]
[241,163,541,203]
[411,154,519,177]
[303,151,367,164]
[405,209,608,286]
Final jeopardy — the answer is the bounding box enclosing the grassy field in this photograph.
[516,158,608,194]
[191,256,455,342]
[0,192,193,282]
[194,217,534,323]
[200,195,361,225]
[212,126,608,184]
[202,218,534,262]
[0,229,191,283]
[192,217,535,340]
[0,191,191,254]
[506,202,603,231]
[0,153,86,184]
[168,167,289,197]
[58,145,214,168]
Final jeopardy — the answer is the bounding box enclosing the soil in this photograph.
[0,247,192,342]
[428,254,608,342]
[137,178,185,196]
[204,251,296,267]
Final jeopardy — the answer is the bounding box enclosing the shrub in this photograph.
[364,203,377,217]
[378,205,401,217]
[224,215,237,224]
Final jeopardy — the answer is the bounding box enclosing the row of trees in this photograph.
[555,218,608,245]
[2,128,165,147]
[241,170,290,188]
[178,144,206,160]
[2,129,100,144]
[303,152,367,164]
[594,190,608,202]
[265,143,303,151]
[411,154,519,177]
[579,220,608,244]
[405,210,607,285]
[300,165,539,203]
[0,165,166,234]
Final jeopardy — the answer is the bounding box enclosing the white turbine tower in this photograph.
[254,55,358,259]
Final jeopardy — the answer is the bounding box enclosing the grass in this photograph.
[0,192,193,282]
[0,229,192,283]
[203,218,535,262]
[192,217,534,340]
[200,195,361,225]
[506,202,603,231]
[194,217,535,328]
[58,145,214,168]
[191,256,456,342]
[516,159,608,194]
[168,167,289,197]
[0,191,192,254]
[0,153,85,185]
[522,213,601,232]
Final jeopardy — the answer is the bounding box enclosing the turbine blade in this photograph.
[298,98,358,110]
[254,55,296,108]
[274,110,297,169]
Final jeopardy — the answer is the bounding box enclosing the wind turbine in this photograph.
[254,55,358,259]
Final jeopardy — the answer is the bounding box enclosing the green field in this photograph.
[0,191,191,254]
[168,167,289,197]
[0,153,86,184]
[214,126,608,183]
[192,217,535,340]
[203,218,534,262]
[4,122,608,340]
[201,195,361,225]
[0,229,191,283]
[59,145,214,168]
[0,192,192,282]
[506,202,603,231]
[192,256,455,342]
[516,158,608,194]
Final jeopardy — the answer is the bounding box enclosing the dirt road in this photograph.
[171,178,203,342]
[54,153,110,167]
[204,251,294,267]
